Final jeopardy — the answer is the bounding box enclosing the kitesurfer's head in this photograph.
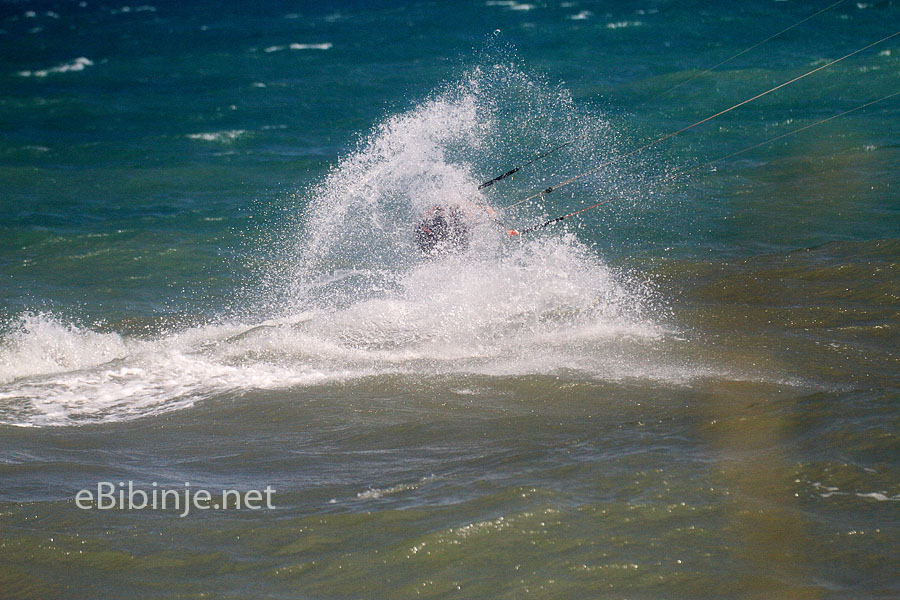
[415,205,469,256]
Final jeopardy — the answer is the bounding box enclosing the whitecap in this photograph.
[486,1,535,10]
[264,43,332,53]
[17,57,93,77]
[289,42,332,50]
[187,130,247,143]
[606,20,643,29]
[856,492,899,502]
[110,6,157,14]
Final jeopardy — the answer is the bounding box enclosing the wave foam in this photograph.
[606,21,644,29]
[264,43,332,53]
[0,62,698,427]
[187,130,247,143]
[18,57,93,78]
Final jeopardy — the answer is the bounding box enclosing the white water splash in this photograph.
[0,64,698,427]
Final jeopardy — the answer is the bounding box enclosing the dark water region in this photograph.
[1,0,898,598]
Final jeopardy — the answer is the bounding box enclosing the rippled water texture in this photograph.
[1,0,898,598]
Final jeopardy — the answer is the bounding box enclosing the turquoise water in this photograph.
[1,1,898,598]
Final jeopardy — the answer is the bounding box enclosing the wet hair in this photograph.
[415,206,469,255]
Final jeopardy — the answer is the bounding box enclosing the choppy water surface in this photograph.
[1,1,898,598]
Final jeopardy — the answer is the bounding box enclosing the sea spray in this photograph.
[258,61,630,315]
[0,63,672,427]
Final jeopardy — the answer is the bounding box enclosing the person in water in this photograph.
[415,202,519,255]
[415,205,469,255]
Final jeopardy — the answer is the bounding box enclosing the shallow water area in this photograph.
[1,0,899,597]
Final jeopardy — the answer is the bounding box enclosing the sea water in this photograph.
[1,1,898,598]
